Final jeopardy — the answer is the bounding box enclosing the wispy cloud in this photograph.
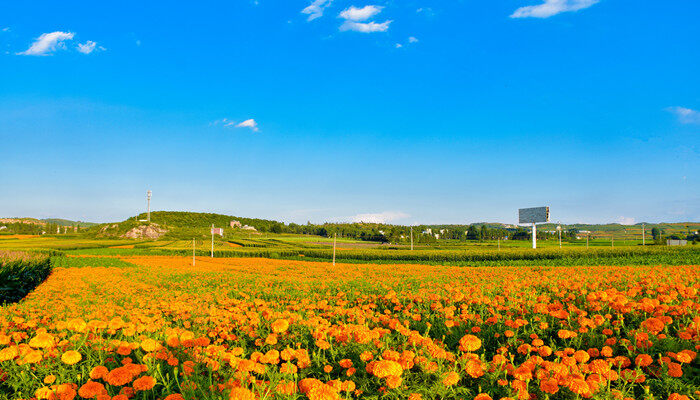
[408,36,419,43]
[212,118,259,132]
[340,20,391,33]
[1,27,10,32]
[510,0,599,19]
[339,5,383,21]
[349,211,409,224]
[17,31,74,55]
[302,0,333,21]
[77,41,97,54]
[235,119,259,132]
[616,216,636,225]
[666,106,700,124]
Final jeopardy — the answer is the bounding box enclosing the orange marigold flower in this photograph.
[271,319,290,333]
[568,379,590,395]
[307,384,341,400]
[465,359,485,378]
[408,394,422,400]
[474,394,493,400]
[589,359,611,374]
[229,387,255,400]
[540,378,559,394]
[35,387,53,400]
[442,371,460,386]
[635,354,653,367]
[61,350,82,365]
[459,334,482,352]
[133,375,156,391]
[0,346,18,362]
[164,395,185,400]
[513,366,532,381]
[43,375,56,384]
[78,381,106,399]
[386,375,402,389]
[372,360,403,378]
[90,365,109,380]
[105,366,134,386]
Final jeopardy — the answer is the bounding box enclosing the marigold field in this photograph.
[1,255,699,400]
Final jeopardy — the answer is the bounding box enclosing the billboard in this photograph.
[211,227,224,236]
[519,207,550,224]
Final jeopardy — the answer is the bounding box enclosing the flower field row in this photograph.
[0,255,698,400]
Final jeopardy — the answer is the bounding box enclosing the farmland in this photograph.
[1,215,699,400]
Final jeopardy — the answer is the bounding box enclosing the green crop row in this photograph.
[66,245,700,266]
[0,251,54,304]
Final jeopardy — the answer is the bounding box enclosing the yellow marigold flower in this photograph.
[271,319,290,333]
[61,350,82,365]
[35,387,53,400]
[140,338,158,352]
[372,360,403,378]
[0,346,18,362]
[28,333,55,349]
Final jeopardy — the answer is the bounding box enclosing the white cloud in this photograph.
[395,43,403,48]
[302,0,333,21]
[1,27,9,32]
[616,216,636,226]
[211,118,259,131]
[666,106,700,124]
[339,5,383,22]
[510,0,599,19]
[408,36,419,43]
[17,31,74,56]
[77,41,97,54]
[349,211,409,224]
[340,20,391,33]
[235,119,259,132]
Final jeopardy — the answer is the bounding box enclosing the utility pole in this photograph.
[532,223,537,249]
[642,223,645,246]
[497,237,500,250]
[192,238,195,266]
[410,226,413,251]
[332,232,336,266]
[586,234,589,249]
[211,224,214,258]
[147,190,152,223]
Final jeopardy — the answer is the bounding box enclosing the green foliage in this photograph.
[0,251,53,304]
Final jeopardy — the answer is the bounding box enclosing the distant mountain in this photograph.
[40,219,97,227]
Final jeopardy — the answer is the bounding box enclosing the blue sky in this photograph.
[1,0,698,225]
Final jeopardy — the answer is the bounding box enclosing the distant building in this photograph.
[667,239,687,246]
[230,220,242,228]
[241,225,257,231]
[0,226,6,230]
[422,228,432,235]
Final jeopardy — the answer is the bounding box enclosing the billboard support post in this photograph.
[519,207,549,250]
